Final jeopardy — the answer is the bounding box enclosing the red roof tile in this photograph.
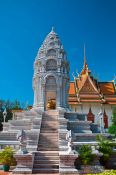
[99,82,115,95]
[69,82,76,95]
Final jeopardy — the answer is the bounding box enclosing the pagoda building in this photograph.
[68,47,116,128]
[33,27,69,111]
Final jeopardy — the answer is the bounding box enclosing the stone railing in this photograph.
[0,140,20,150]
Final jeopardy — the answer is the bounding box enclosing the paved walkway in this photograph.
[10,174,59,175]
[0,171,59,175]
[0,171,9,175]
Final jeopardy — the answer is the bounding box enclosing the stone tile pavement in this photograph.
[0,170,9,175]
[0,171,59,175]
[10,174,59,175]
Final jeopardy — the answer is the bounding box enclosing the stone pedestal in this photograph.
[13,153,34,174]
[2,122,9,131]
[60,154,79,174]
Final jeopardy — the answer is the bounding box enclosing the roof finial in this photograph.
[51,26,55,32]
[81,44,90,75]
[84,44,87,66]
[112,75,116,83]
[83,44,89,70]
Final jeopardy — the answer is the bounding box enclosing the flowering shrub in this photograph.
[87,170,116,175]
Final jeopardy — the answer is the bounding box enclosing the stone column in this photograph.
[38,78,45,111]
[33,76,39,107]
[65,80,69,109]
[56,85,61,108]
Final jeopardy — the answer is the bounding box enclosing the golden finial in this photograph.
[84,44,86,65]
[81,44,89,74]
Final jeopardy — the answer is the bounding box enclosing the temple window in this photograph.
[87,107,95,123]
[103,110,108,128]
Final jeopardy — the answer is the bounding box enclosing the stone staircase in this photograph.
[65,112,101,143]
[33,110,59,174]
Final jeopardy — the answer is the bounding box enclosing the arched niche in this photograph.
[47,49,56,57]
[46,59,57,71]
[45,76,57,110]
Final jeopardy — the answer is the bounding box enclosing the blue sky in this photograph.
[0,0,116,105]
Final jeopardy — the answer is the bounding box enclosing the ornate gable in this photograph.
[79,75,99,94]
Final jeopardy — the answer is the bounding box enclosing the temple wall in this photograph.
[69,103,113,127]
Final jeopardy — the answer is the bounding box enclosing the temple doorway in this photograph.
[45,76,57,110]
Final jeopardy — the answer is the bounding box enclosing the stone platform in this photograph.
[0,109,109,174]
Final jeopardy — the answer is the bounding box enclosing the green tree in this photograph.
[12,100,21,110]
[108,107,116,137]
[112,107,116,125]
[0,99,24,131]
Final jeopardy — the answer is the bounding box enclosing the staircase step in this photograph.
[38,142,58,145]
[33,164,59,169]
[36,151,59,156]
[35,156,59,160]
[42,119,58,121]
[38,148,59,151]
[40,130,58,133]
[38,143,58,146]
[33,168,59,173]
[39,133,58,135]
[34,160,59,164]
[33,110,59,173]
[39,138,58,141]
[39,136,58,138]
[41,127,58,130]
[38,141,58,144]
[39,134,58,137]
[39,135,58,137]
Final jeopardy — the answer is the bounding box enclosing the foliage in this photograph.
[0,147,16,166]
[87,170,116,175]
[78,145,93,165]
[112,107,116,125]
[108,107,116,136]
[108,125,116,137]
[96,135,113,161]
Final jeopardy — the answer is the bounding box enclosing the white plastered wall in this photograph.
[70,103,113,127]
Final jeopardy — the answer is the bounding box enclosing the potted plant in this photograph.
[0,146,16,171]
[78,145,93,173]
